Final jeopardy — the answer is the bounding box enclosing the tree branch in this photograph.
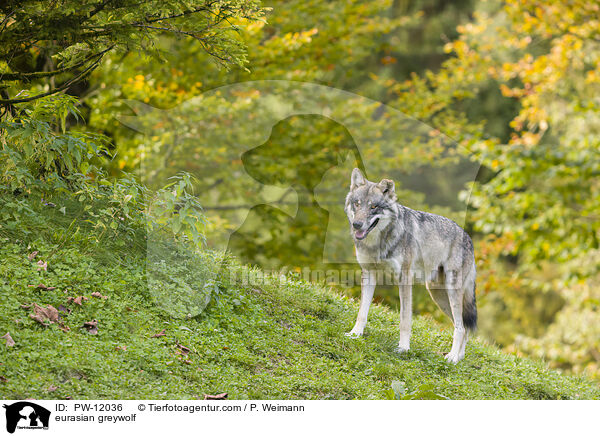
[203,200,342,211]
[131,24,211,41]
[88,0,114,19]
[141,4,214,24]
[0,10,15,36]
[0,47,113,81]
[0,46,114,105]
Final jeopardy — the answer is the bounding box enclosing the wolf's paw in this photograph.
[395,345,410,354]
[444,351,463,364]
[345,331,363,338]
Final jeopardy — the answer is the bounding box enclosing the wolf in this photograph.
[344,168,477,363]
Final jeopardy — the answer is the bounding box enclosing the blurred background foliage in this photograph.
[1,0,599,379]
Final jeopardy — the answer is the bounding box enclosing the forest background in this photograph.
[1,0,599,381]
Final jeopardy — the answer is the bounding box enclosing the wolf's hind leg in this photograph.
[444,285,466,364]
[346,269,376,337]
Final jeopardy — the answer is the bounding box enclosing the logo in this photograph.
[2,402,50,434]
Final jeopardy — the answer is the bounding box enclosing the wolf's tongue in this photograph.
[355,229,366,239]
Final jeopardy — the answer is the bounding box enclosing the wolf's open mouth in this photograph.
[355,218,379,240]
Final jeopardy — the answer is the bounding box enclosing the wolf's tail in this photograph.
[462,263,477,331]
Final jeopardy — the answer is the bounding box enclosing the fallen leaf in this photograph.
[48,385,58,392]
[151,329,166,338]
[28,251,39,260]
[29,303,60,326]
[0,376,7,383]
[204,393,228,400]
[43,305,59,322]
[90,292,108,299]
[28,284,57,291]
[82,320,98,335]
[1,332,15,347]
[36,260,47,271]
[116,345,127,351]
[68,296,88,306]
[24,304,70,332]
[176,342,190,355]
[57,304,71,314]
[20,304,31,309]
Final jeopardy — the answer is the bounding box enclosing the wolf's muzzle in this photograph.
[354,218,379,240]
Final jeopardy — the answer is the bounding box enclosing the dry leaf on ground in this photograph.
[57,304,71,314]
[28,284,57,290]
[151,329,166,338]
[90,292,108,299]
[176,342,190,355]
[204,393,228,400]
[29,303,59,325]
[67,296,88,306]
[82,320,99,334]
[24,304,70,331]
[1,332,15,347]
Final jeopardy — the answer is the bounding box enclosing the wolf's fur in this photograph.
[344,168,477,363]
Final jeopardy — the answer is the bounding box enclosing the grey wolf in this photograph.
[344,168,477,363]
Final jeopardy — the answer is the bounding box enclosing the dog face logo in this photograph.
[3,402,51,433]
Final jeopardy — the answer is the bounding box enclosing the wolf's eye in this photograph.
[370,204,377,209]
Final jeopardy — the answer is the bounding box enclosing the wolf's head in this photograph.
[344,168,397,242]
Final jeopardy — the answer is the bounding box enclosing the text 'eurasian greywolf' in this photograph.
[344,168,477,363]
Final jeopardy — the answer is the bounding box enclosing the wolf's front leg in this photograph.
[396,275,412,353]
[346,269,376,337]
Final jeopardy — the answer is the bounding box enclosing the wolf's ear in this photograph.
[377,179,396,199]
[350,168,366,191]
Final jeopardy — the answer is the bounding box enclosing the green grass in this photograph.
[1,238,598,400]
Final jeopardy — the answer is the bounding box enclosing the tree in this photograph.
[0,0,264,109]
[386,0,600,376]
[0,1,260,267]
[81,0,479,313]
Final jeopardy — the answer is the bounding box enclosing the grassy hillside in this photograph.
[1,237,599,400]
